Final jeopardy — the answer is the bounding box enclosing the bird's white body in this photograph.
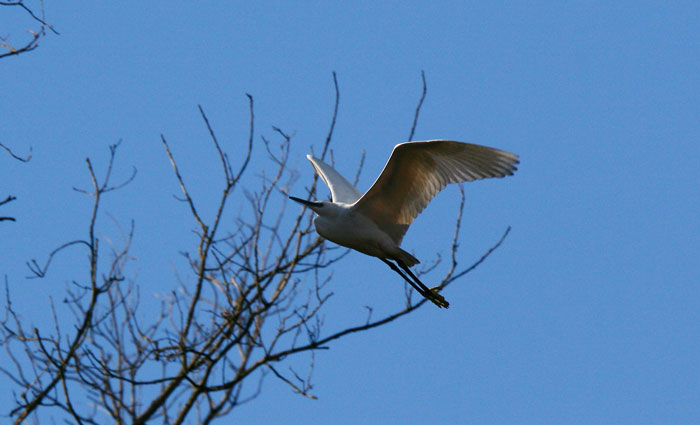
[312,202,419,266]
[290,140,519,308]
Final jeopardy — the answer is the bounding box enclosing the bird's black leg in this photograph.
[380,258,449,308]
[396,261,432,294]
[379,258,429,298]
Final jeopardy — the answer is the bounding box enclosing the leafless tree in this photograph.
[1,73,511,424]
[1,0,58,59]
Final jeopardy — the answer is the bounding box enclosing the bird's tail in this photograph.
[395,248,420,267]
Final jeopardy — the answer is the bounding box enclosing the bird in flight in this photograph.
[290,140,519,308]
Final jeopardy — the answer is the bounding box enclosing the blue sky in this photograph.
[2,1,699,424]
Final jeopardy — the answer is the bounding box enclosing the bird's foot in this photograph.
[428,287,449,308]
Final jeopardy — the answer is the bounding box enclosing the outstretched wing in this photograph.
[353,140,519,244]
[306,155,363,204]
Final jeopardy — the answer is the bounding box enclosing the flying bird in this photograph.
[289,140,519,308]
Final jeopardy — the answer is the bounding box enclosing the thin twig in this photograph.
[320,72,339,160]
[407,70,427,142]
[198,105,231,182]
[0,143,32,162]
[0,1,59,34]
[161,134,206,231]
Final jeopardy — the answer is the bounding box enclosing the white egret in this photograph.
[290,140,519,308]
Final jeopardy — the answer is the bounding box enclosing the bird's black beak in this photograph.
[289,196,322,208]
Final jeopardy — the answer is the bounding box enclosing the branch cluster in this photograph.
[1,74,510,424]
[0,1,59,59]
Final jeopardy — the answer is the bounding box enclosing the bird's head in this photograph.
[288,196,339,217]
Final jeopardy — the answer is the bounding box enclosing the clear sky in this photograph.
[2,1,699,424]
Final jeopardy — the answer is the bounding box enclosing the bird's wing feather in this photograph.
[306,155,363,204]
[353,140,519,244]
